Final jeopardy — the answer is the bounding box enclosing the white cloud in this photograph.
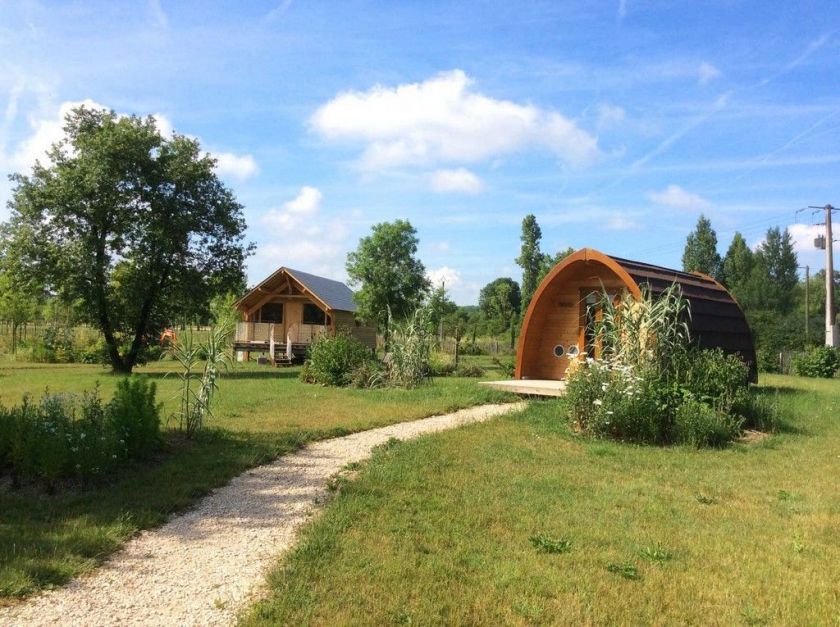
[427,266,462,289]
[261,186,324,229]
[310,69,599,170]
[284,185,322,214]
[253,186,351,281]
[647,184,711,210]
[698,62,722,85]
[788,223,823,254]
[214,152,259,180]
[7,99,106,172]
[428,168,484,194]
[0,100,257,182]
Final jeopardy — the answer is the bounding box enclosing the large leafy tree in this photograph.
[6,106,251,373]
[346,219,430,350]
[682,214,721,278]
[426,283,458,343]
[516,214,544,308]
[720,231,754,300]
[755,226,799,314]
[479,277,521,349]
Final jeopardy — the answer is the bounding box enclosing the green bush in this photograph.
[0,381,162,488]
[756,347,781,373]
[565,348,767,448]
[303,333,374,387]
[427,357,456,377]
[455,363,485,377]
[792,346,839,378]
[349,359,387,389]
[566,361,671,444]
[459,342,485,356]
[108,378,162,460]
[492,357,515,378]
[673,397,743,448]
[75,335,109,364]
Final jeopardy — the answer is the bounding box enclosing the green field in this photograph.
[246,375,840,625]
[0,357,513,600]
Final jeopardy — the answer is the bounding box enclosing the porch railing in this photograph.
[234,322,327,345]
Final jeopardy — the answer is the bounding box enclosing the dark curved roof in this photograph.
[608,254,756,380]
[610,255,755,354]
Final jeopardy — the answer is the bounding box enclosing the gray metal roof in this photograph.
[285,268,358,313]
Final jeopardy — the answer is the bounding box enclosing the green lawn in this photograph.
[246,374,840,626]
[0,357,514,600]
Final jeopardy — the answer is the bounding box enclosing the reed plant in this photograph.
[167,321,234,437]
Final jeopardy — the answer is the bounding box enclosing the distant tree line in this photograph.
[681,214,832,369]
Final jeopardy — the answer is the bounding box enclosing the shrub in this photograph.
[565,284,768,448]
[349,359,387,389]
[677,349,750,413]
[792,346,839,378]
[108,378,162,460]
[427,357,456,377]
[304,332,374,387]
[673,397,743,448]
[0,382,162,488]
[455,363,485,377]
[566,361,670,444]
[459,342,484,356]
[75,335,109,364]
[756,347,781,373]
[492,357,515,378]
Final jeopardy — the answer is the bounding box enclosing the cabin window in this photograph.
[553,344,565,358]
[303,303,327,325]
[567,345,580,357]
[259,302,283,323]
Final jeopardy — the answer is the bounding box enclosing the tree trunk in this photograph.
[454,339,460,367]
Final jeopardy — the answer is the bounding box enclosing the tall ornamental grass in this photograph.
[167,322,233,437]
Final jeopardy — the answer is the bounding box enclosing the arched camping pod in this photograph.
[515,248,757,383]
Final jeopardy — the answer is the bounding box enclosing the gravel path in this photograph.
[2,402,525,627]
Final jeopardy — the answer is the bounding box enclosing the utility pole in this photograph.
[813,204,838,347]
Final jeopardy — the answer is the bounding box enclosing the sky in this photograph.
[0,1,838,304]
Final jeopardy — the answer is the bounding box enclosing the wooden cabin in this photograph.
[516,248,757,382]
[234,267,376,364]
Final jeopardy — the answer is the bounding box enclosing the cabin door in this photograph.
[579,290,619,360]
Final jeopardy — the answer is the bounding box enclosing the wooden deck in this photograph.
[479,379,567,397]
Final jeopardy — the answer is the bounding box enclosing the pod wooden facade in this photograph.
[515,248,757,382]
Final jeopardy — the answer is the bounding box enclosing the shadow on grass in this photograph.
[138,369,300,381]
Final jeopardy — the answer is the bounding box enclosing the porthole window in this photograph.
[567,344,580,357]
[553,344,565,358]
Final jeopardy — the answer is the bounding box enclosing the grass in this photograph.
[0,356,514,600]
[245,374,840,625]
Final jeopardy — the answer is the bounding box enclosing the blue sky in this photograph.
[1,1,838,303]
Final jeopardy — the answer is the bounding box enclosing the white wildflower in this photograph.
[593,399,603,406]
